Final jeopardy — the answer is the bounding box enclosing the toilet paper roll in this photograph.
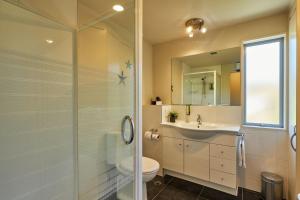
[151,133,160,140]
[144,131,160,141]
[144,131,152,140]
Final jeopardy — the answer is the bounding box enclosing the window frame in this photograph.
[243,36,285,128]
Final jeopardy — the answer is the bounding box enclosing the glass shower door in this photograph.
[77,0,141,199]
[0,1,75,199]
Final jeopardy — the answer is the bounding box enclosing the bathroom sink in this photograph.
[177,121,218,129]
[161,120,240,133]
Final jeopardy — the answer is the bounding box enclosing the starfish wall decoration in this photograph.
[125,60,133,69]
[118,70,127,85]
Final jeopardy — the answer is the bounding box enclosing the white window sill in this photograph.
[241,124,287,131]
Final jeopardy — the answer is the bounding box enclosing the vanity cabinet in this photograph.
[162,134,238,193]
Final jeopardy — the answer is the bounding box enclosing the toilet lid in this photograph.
[143,157,159,174]
[118,157,159,174]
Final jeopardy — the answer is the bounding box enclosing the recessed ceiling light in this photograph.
[46,39,54,44]
[113,4,124,12]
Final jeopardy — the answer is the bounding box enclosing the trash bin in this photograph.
[261,172,283,200]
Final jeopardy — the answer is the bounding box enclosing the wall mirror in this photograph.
[171,47,241,106]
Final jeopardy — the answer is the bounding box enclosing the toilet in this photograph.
[106,132,159,199]
[117,156,160,200]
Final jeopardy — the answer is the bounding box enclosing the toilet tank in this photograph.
[106,131,132,165]
[106,131,120,165]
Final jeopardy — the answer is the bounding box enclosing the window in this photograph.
[244,37,284,128]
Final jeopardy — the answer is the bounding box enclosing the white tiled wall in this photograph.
[143,105,289,197]
[239,126,289,197]
[168,105,242,124]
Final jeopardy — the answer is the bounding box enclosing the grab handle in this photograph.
[121,115,135,145]
[291,125,296,152]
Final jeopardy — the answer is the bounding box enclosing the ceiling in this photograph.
[0,0,73,65]
[144,0,292,44]
[78,0,134,29]
[176,47,240,67]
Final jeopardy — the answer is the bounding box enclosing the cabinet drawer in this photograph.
[209,135,237,146]
[210,144,236,160]
[210,170,236,188]
[210,157,236,174]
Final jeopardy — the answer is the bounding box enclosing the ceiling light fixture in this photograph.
[186,26,193,34]
[113,4,124,12]
[185,18,207,38]
[46,39,54,44]
[200,27,207,33]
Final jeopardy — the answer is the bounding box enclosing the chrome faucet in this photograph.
[197,114,202,127]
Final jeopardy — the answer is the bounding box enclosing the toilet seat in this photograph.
[142,157,159,174]
[118,156,159,175]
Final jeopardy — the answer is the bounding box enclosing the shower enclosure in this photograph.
[183,71,220,105]
[0,0,142,199]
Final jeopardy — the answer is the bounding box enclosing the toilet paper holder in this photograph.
[150,129,158,133]
[145,129,160,141]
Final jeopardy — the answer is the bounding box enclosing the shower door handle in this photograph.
[121,115,135,145]
[291,125,296,152]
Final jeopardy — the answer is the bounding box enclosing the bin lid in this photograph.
[261,172,283,183]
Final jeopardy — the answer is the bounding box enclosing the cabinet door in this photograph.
[184,140,209,181]
[163,137,183,172]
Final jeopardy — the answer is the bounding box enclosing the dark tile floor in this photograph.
[147,176,264,200]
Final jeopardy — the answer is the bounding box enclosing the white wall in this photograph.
[143,106,164,175]
[153,12,289,104]
[143,40,153,105]
[239,127,289,197]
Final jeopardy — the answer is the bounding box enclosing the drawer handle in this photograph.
[221,151,224,154]
[178,143,182,146]
[221,177,224,181]
[186,144,189,147]
[220,164,224,167]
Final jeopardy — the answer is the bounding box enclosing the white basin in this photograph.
[177,121,218,129]
[161,120,240,133]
